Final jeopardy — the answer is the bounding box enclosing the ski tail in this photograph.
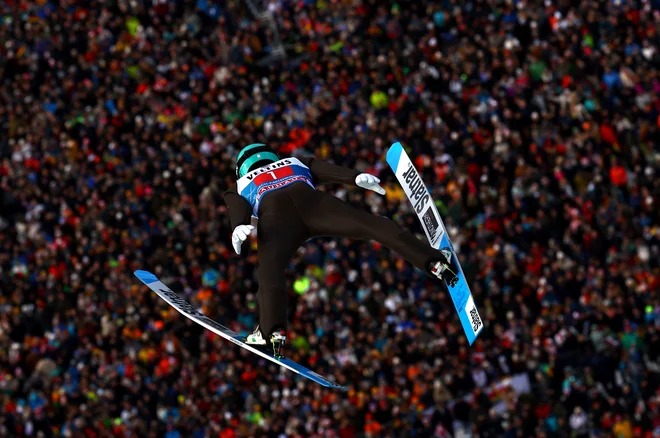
[386,142,484,345]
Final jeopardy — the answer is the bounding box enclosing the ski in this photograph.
[385,142,484,345]
[134,270,348,390]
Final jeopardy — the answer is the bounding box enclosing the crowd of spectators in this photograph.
[1,0,660,437]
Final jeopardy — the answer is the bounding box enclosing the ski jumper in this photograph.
[223,156,443,337]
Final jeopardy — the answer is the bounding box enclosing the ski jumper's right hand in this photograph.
[232,224,254,255]
[355,173,386,195]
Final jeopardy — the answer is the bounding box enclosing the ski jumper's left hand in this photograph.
[231,224,254,255]
[355,173,386,195]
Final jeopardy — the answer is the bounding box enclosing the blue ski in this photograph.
[134,270,348,390]
[386,142,484,345]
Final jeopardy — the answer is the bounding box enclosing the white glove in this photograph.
[355,173,386,195]
[231,224,254,255]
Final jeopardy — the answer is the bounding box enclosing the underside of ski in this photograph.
[134,270,348,390]
[386,142,484,345]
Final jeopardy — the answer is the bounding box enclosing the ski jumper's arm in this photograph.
[223,185,253,229]
[298,156,361,186]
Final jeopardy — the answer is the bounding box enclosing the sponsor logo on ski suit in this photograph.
[237,158,315,216]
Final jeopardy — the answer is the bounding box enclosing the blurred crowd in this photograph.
[1,0,660,437]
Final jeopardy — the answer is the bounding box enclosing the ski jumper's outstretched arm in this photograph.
[297,156,360,186]
[223,186,252,229]
[298,156,386,195]
[223,187,255,254]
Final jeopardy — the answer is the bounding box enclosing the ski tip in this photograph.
[134,270,159,285]
[385,142,404,170]
[387,141,403,157]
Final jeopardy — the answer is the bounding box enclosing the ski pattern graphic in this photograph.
[386,142,484,345]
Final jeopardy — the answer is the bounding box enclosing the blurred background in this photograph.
[1,0,659,437]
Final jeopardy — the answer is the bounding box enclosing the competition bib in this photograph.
[237,158,315,216]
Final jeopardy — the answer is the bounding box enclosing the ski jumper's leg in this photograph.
[300,188,441,275]
[255,191,308,337]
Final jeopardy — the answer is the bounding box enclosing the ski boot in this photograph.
[430,248,459,287]
[245,325,287,359]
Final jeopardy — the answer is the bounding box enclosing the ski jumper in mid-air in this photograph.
[223,144,457,357]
